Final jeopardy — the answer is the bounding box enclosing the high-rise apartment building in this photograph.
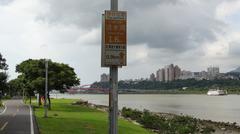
[100,73,109,82]
[174,65,181,80]
[193,71,208,80]
[207,66,220,79]
[156,64,181,82]
[164,64,175,82]
[154,65,221,81]
[156,69,165,81]
[180,70,193,80]
[150,73,156,81]
[164,66,169,82]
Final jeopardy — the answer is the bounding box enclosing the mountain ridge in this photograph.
[230,67,240,73]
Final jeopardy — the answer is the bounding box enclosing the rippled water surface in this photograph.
[51,94,240,124]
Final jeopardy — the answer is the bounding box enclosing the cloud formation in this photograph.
[38,0,226,53]
[1,0,240,83]
[0,0,14,6]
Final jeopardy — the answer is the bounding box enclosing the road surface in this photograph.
[0,99,37,134]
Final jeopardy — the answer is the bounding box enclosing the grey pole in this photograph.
[44,59,48,118]
[111,0,118,11]
[109,67,118,134]
[109,0,118,133]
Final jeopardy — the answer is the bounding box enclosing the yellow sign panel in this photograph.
[101,10,127,67]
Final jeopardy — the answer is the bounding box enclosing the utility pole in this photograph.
[109,1,118,134]
[44,59,48,118]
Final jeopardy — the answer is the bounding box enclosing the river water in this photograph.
[51,94,240,125]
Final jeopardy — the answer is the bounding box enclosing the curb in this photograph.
[30,105,40,134]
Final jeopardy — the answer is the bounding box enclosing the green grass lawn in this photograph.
[0,100,3,108]
[32,99,154,134]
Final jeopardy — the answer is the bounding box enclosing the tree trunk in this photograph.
[30,96,32,105]
[47,92,51,110]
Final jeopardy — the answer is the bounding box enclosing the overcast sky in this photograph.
[1,0,240,84]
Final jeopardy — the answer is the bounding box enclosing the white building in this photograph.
[180,70,193,80]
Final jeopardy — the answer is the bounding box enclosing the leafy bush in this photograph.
[169,115,198,133]
[201,126,215,134]
[121,107,199,134]
[2,95,11,99]
[140,110,170,133]
[0,100,3,107]
[122,107,142,122]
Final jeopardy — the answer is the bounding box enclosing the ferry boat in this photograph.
[207,89,227,96]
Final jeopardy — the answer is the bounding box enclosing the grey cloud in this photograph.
[126,1,226,52]
[229,41,240,57]
[37,0,226,53]
[37,0,108,29]
[0,0,14,5]
[120,0,180,10]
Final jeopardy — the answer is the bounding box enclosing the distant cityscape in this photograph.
[100,64,240,82]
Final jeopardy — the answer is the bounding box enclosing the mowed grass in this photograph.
[32,99,154,134]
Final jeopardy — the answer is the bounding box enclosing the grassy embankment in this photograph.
[0,96,11,110]
[0,100,3,108]
[122,107,240,134]
[31,99,154,134]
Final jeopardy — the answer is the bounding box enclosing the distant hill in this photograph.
[230,67,240,73]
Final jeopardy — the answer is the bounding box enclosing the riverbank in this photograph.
[32,99,154,134]
[77,99,240,134]
[73,89,240,95]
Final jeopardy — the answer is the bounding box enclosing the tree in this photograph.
[0,53,8,70]
[16,59,80,108]
[8,75,33,100]
[0,53,8,99]
[0,72,8,98]
[8,78,23,97]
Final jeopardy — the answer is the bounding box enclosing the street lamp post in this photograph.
[44,59,48,118]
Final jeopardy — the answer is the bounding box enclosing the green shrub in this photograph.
[169,115,198,133]
[122,107,199,134]
[2,95,11,100]
[201,126,215,134]
[122,107,142,121]
[0,101,3,107]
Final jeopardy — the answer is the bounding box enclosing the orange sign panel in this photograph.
[101,10,127,67]
[105,20,126,44]
[105,10,127,45]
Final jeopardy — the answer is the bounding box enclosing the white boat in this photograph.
[207,89,227,96]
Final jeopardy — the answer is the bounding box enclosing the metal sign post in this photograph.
[101,0,126,133]
[109,66,118,134]
[102,0,127,133]
[110,1,118,134]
